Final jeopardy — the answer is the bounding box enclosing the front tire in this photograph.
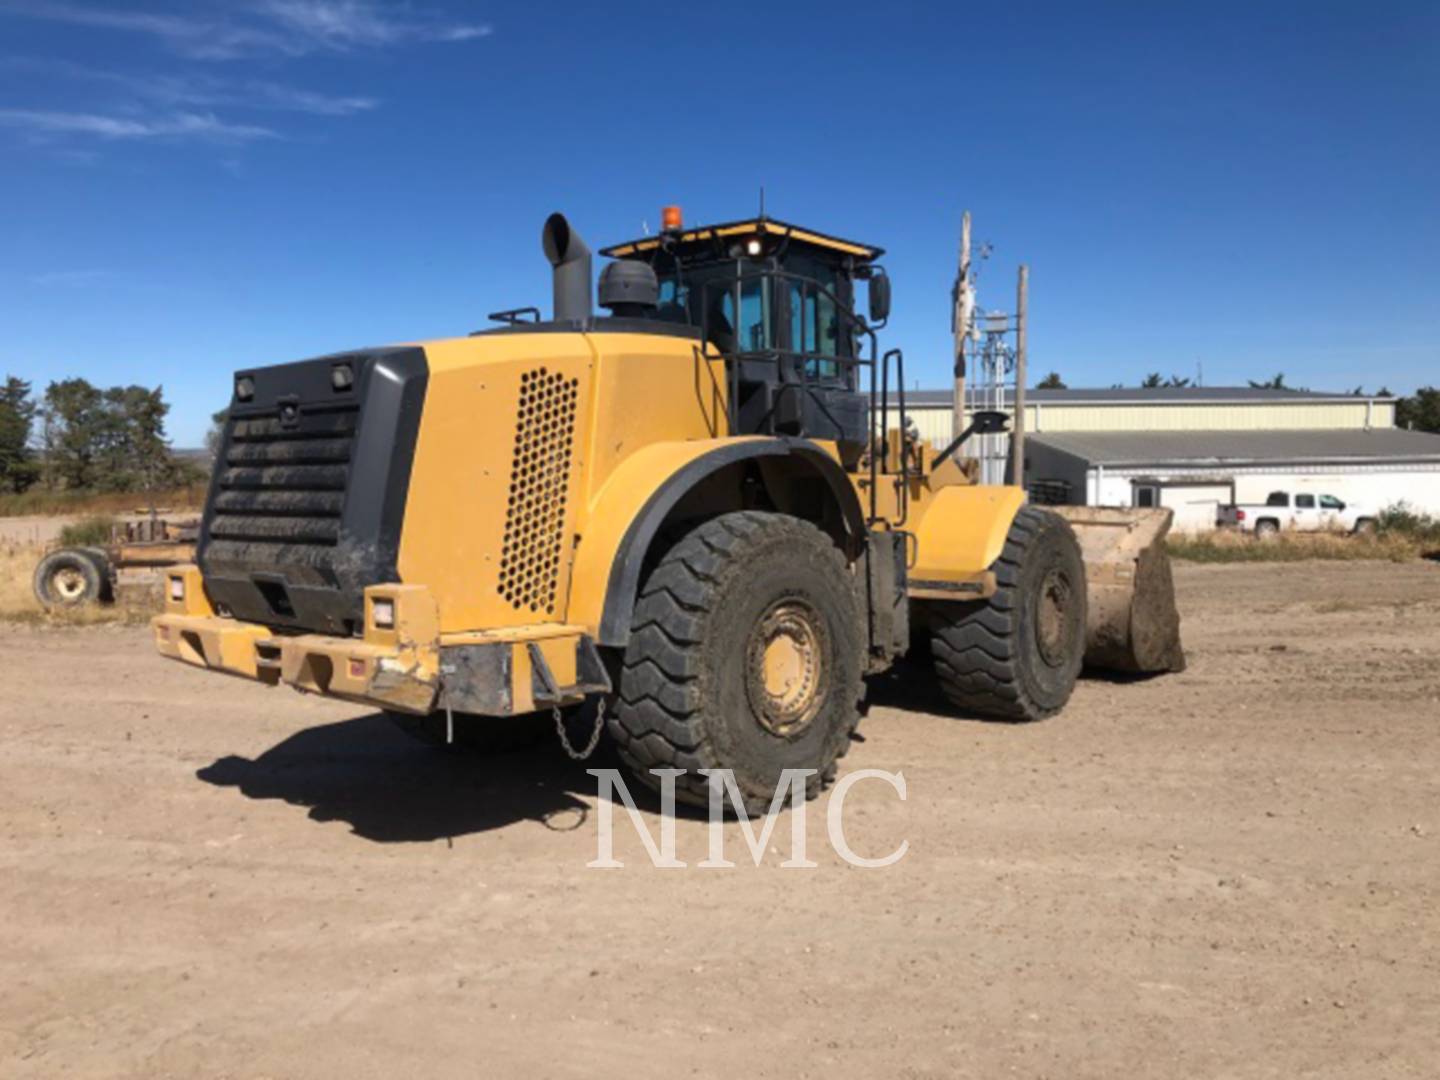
[608,511,864,814]
[929,507,1087,722]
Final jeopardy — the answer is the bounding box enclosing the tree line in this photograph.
[0,375,199,495]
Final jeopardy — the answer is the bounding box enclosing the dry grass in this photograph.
[0,542,157,626]
[0,485,207,519]
[1166,529,1427,563]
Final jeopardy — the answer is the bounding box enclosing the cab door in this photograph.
[1292,492,1319,531]
[1318,494,1346,530]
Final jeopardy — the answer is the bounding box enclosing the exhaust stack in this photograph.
[541,212,592,323]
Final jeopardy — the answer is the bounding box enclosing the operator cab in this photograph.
[600,208,891,460]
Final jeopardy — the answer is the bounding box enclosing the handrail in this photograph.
[689,267,912,528]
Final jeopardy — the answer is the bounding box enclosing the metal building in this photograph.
[897,386,1434,530]
[1022,429,1440,531]
[905,386,1397,449]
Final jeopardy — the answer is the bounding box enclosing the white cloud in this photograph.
[0,3,489,153]
[243,81,378,115]
[0,3,297,61]
[0,107,278,141]
[0,57,379,115]
[258,1,492,48]
[1,1,493,59]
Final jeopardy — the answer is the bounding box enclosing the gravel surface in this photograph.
[1,559,1437,1078]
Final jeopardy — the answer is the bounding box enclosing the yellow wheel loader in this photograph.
[154,208,1181,811]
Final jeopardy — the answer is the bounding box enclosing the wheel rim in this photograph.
[1034,567,1077,668]
[51,567,86,602]
[745,600,825,737]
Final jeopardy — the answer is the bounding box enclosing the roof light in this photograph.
[235,375,254,402]
[745,238,763,257]
[661,205,683,232]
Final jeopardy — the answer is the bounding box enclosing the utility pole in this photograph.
[952,211,973,439]
[1012,264,1028,488]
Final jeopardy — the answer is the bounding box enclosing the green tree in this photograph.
[0,376,39,492]
[1248,373,1290,390]
[41,377,104,489]
[1397,387,1440,433]
[100,385,174,492]
[206,407,230,457]
[1035,372,1067,389]
[1141,373,1192,388]
[41,379,179,492]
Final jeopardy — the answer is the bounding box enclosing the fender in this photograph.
[566,437,867,647]
[909,485,1027,587]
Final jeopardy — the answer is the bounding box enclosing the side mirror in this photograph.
[868,272,891,324]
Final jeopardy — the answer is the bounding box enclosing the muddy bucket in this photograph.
[1051,506,1186,674]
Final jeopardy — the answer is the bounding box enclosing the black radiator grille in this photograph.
[198,346,426,635]
[208,406,358,550]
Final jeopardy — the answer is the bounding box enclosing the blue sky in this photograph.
[1,0,1436,446]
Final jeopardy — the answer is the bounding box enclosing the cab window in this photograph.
[656,277,689,311]
[788,282,840,378]
[1295,494,1316,509]
[721,278,771,351]
[1319,495,1344,510]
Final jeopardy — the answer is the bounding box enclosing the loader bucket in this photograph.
[1050,506,1185,675]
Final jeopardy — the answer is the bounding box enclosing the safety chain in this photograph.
[554,701,604,761]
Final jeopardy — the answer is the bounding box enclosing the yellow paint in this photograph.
[565,436,770,632]
[909,485,1027,583]
[400,333,591,634]
[163,564,213,617]
[362,584,440,681]
[153,610,441,714]
[399,331,730,635]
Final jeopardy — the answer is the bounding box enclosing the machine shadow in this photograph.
[196,713,670,844]
[865,654,1164,717]
[864,656,959,716]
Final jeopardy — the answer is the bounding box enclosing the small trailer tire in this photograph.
[33,548,106,609]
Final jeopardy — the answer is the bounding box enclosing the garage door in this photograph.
[1160,484,1232,532]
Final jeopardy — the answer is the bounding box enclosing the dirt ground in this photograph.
[0,516,75,547]
[1,560,1437,1079]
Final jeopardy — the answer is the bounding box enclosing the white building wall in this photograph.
[1090,463,1440,530]
[907,397,1394,448]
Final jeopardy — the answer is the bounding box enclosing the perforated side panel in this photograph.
[499,368,579,614]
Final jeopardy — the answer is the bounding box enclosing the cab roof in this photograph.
[599,217,884,262]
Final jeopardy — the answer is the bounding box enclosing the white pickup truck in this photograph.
[1217,491,1377,536]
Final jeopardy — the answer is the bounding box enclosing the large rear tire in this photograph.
[930,507,1087,722]
[608,511,864,814]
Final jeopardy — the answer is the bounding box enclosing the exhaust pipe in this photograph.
[541,212,592,323]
